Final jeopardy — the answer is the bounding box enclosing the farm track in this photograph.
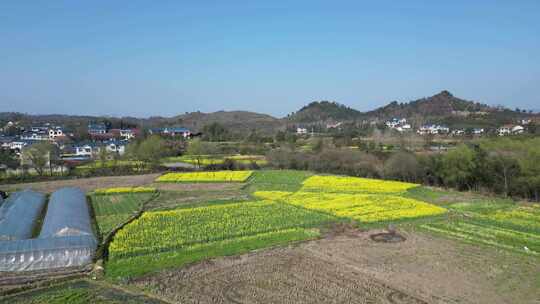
[1,173,161,193]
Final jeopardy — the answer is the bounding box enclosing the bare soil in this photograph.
[132,229,540,304]
[0,173,244,194]
[0,174,161,193]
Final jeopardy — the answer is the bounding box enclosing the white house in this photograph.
[105,141,127,155]
[48,127,64,139]
[9,141,27,151]
[417,124,450,135]
[452,129,465,136]
[75,144,95,157]
[498,125,513,136]
[120,129,136,140]
[20,131,49,141]
[396,124,412,132]
[512,125,525,134]
[296,127,308,134]
[472,128,484,135]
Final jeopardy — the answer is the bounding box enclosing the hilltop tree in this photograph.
[202,122,229,142]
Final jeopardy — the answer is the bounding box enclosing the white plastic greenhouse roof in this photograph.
[39,187,94,238]
[0,187,97,272]
[0,190,46,241]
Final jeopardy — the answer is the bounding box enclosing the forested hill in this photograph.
[286,101,363,123]
[1,91,536,132]
[171,111,282,134]
[365,91,493,119]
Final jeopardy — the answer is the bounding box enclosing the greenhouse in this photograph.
[39,187,94,238]
[0,187,97,272]
[0,190,46,241]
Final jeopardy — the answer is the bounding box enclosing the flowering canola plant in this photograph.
[108,200,333,259]
[302,175,419,193]
[94,187,156,195]
[156,171,253,183]
[254,191,446,223]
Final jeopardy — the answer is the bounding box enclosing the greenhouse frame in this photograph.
[0,190,46,241]
[0,187,97,272]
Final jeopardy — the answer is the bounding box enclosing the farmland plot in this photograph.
[156,171,253,183]
[255,191,446,224]
[106,200,334,278]
[91,193,154,236]
[422,202,540,255]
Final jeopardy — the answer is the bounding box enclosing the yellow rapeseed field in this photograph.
[254,190,446,223]
[156,170,253,182]
[302,175,418,193]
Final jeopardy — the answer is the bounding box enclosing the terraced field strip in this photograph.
[156,171,253,183]
[91,193,154,236]
[106,200,335,279]
[93,187,156,195]
[422,203,540,256]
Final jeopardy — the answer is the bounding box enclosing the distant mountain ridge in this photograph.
[1,91,536,133]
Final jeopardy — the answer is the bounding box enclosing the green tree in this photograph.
[0,149,19,176]
[98,146,109,168]
[440,144,476,190]
[133,136,168,169]
[312,138,324,153]
[23,142,55,176]
[202,123,229,142]
[186,138,216,168]
[274,131,286,143]
[384,152,419,182]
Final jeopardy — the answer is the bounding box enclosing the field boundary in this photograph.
[95,192,161,261]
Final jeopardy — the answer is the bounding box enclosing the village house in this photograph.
[417,124,450,135]
[119,129,138,140]
[385,118,411,132]
[472,128,484,135]
[452,129,465,136]
[296,127,308,134]
[498,125,512,136]
[88,123,107,135]
[149,127,191,138]
[498,125,524,136]
[20,130,49,141]
[48,126,65,139]
[74,140,128,158]
[512,125,525,134]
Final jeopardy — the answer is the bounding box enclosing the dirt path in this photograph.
[132,229,540,304]
[1,174,161,193]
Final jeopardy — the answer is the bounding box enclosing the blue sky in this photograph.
[1,1,539,117]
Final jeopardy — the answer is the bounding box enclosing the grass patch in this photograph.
[91,193,153,236]
[247,170,314,192]
[421,201,540,256]
[2,280,165,304]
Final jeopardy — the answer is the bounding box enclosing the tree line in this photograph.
[266,137,540,202]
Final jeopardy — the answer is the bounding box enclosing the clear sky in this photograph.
[1,1,539,118]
